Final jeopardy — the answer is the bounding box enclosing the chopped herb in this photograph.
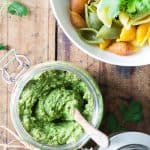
[120,100,143,123]
[7,1,28,17]
[0,43,7,51]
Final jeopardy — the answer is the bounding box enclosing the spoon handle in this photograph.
[74,109,109,148]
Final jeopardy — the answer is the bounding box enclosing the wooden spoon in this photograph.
[73,108,109,148]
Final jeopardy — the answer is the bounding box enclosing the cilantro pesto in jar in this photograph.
[18,70,94,146]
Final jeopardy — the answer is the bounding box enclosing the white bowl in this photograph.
[50,0,150,66]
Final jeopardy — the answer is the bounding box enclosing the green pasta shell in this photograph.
[85,4,102,30]
[78,28,103,44]
[97,23,122,39]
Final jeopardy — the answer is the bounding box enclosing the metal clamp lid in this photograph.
[0,49,30,84]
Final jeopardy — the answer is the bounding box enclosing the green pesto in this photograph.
[18,70,94,145]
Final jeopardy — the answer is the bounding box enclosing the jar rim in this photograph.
[104,132,150,150]
[10,61,103,150]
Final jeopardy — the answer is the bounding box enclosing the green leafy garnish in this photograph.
[107,113,126,133]
[107,113,119,133]
[8,1,28,17]
[0,43,7,51]
[120,101,143,123]
[97,0,150,27]
[106,100,143,134]
[119,0,150,19]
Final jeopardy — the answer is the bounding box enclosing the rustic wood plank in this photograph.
[7,4,49,64]
[0,10,8,146]
[48,4,56,61]
[0,0,56,146]
[0,0,56,145]
[57,27,150,134]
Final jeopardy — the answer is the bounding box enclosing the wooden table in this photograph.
[0,0,150,148]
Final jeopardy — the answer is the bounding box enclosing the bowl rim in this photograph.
[50,0,150,67]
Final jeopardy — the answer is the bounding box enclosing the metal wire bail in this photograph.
[0,49,30,84]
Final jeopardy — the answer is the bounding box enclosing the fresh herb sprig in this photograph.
[120,100,143,123]
[107,113,126,133]
[0,0,28,17]
[106,100,143,133]
[0,43,7,51]
[7,1,28,17]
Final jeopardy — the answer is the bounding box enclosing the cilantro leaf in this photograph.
[107,113,119,132]
[129,101,143,113]
[8,1,28,17]
[107,113,126,133]
[120,101,143,123]
[0,43,7,51]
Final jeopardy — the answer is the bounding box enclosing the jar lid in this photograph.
[99,132,150,150]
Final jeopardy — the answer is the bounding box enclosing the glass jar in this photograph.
[2,51,104,150]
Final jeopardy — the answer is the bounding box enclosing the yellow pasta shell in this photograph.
[136,23,150,46]
[117,26,136,42]
[99,40,112,49]
[148,26,150,45]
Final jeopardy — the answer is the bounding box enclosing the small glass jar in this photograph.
[102,132,150,150]
[9,60,103,150]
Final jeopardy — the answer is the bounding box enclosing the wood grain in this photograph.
[57,27,150,134]
[0,11,8,146]
[0,0,56,147]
